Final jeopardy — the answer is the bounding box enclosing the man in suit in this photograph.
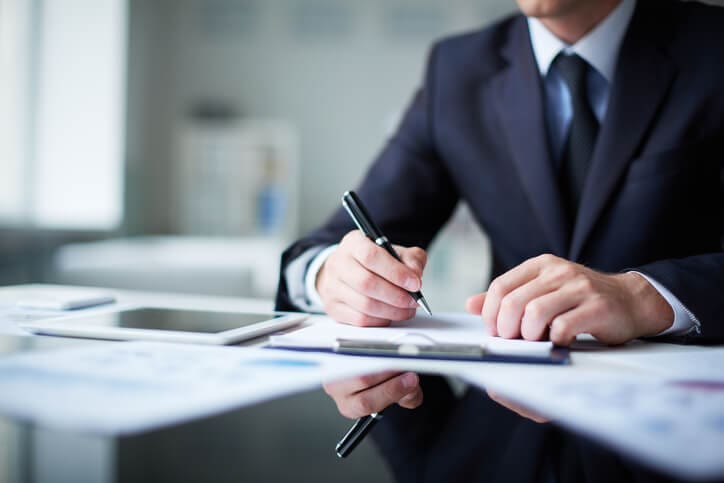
[276,0,724,480]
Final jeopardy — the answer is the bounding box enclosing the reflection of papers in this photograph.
[461,365,724,480]
[0,342,393,434]
[270,313,553,357]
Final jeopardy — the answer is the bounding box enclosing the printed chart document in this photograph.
[0,342,394,434]
[269,312,554,357]
[459,362,724,480]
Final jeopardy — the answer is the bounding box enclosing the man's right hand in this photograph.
[316,230,427,326]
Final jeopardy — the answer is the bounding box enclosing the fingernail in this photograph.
[401,372,418,389]
[404,277,420,291]
[408,298,418,308]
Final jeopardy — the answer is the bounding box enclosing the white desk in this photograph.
[0,284,722,481]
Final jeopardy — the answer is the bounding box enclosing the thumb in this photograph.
[465,292,486,315]
[395,246,427,278]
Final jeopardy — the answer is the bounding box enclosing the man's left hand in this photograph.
[465,254,674,346]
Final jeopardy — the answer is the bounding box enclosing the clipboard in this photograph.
[269,332,570,365]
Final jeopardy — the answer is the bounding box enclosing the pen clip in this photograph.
[341,191,384,239]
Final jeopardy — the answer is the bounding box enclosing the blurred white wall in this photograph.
[125,0,518,236]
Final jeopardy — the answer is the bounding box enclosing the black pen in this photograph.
[335,191,432,459]
[341,190,432,316]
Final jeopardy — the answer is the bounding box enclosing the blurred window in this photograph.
[0,0,127,230]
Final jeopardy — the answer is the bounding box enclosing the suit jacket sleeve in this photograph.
[275,44,459,311]
[636,253,724,343]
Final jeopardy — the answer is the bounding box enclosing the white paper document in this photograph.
[269,312,554,357]
[581,347,724,382]
[0,286,124,337]
[0,341,393,434]
[460,365,724,480]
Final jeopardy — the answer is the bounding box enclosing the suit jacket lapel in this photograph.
[490,18,569,257]
[569,6,677,261]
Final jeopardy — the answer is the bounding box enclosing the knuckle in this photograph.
[357,272,377,293]
[524,301,544,321]
[500,293,521,312]
[575,275,594,292]
[537,253,556,264]
[409,247,426,263]
[557,264,577,278]
[552,315,572,336]
[488,278,508,296]
[357,244,377,266]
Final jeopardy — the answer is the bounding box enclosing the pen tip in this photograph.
[418,297,432,317]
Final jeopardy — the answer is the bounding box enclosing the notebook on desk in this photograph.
[268,313,570,365]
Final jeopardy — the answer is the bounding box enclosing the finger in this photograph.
[347,372,420,418]
[486,390,549,424]
[549,304,599,346]
[325,301,391,327]
[520,285,584,341]
[397,386,424,409]
[351,238,421,292]
[323,371,402,397]
[339,259,419,309]
[335,281,417,321]
[396,246,427,277]
[482,254,557,337]
[497,277,559,340]
[465,292,496,335]
[465,292,486,314]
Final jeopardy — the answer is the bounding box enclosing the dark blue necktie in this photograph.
[556,53,600,220]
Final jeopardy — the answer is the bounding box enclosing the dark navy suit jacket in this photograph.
[277,0,724,342]
[276,1,724,481]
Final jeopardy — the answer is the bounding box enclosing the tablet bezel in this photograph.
[20,308,308,345]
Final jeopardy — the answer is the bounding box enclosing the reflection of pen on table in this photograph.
[335,190,434,458]
[336,412,383,458]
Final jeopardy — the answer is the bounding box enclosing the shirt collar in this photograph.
[526,0,636,82]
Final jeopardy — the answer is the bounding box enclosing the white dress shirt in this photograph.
[285,0,699,336]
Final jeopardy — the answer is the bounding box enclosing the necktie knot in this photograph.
[555,53,590,102]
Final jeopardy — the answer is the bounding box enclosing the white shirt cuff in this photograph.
[631,271,701,336]
[304,244,338,311]
[283,244,338,312]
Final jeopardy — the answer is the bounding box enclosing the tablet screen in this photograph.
[90,308,284,334]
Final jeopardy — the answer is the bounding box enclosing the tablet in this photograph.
[21,308,308,345]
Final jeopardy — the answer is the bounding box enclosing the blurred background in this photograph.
[0,0,521,310]
[1,2,520,481]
